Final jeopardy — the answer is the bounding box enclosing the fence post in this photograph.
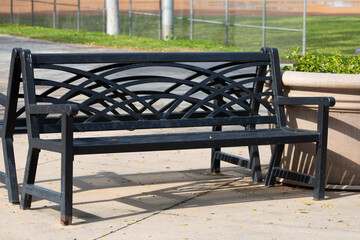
[10,0,13,23]
[262,0,266,47]
[31,0,34,26]
[303,0,307,54]
[129,0,132,36]
[162,0,174,40]
[53,0,56,28]
[159,0,162,40]
[103,0,106,33]
[106,0,121,35]
[190,0,193,40]
[225,0,229,46]
[77,0,80,31]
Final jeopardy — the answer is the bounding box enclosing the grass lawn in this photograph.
[0,24,241,53]
[306,16,360,55]
[1,15,359,60]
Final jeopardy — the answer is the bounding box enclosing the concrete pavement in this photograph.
[0,35,359,240]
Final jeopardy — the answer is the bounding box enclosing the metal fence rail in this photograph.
[1,0,306,54]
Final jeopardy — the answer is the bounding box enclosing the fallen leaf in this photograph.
[322,203,334,209]
[300,200,313,206]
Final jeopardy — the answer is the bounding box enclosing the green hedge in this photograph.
[283,47,360,74]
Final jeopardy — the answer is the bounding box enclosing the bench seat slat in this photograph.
[32,128,319,155]
[73,128,320,155]
[71,116,278,131]
[34,116,278,133]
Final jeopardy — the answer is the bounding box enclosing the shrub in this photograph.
[283,47,360,74]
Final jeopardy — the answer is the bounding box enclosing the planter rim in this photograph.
[281,71,360,90]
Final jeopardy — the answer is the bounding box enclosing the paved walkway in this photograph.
[0,35,359,240]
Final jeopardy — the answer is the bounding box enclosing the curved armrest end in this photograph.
[325,97,336,107]
[65,104,79,116]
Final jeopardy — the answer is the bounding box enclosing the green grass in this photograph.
[1,15,360,59]
[0,24,241,52]
[306,16,360,55]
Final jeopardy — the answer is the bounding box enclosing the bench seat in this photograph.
[34,128,320,154]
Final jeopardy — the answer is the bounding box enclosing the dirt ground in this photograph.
[1,0,360,17]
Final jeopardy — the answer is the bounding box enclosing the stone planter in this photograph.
[280,71,360,189]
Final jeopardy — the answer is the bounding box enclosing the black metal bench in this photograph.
[17,47,335,225]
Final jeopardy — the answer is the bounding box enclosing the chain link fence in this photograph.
[0,0,307,54]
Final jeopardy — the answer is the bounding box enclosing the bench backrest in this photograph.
[19,48,284,132]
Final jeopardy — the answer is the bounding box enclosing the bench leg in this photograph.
[19,145,74,225]
[249,145,262,183]
[60,146,74,225]
[265,144,284,186]
[211,126,222,173]
[211,147,221,173]
[20,147,40,210]
[313,105,330,200]
[2,137,20,204]
[314,143,326,200]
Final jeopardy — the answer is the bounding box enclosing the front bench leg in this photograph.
[314,142,326,200]
[60,113,75,225]
[20,109,76,225]
[60,143,74,226]
[313,104,330,200]
[2,137,20,204]
[20,147,41,210]
[20,146,74,225]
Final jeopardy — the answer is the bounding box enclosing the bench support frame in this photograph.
[8,48,335,225]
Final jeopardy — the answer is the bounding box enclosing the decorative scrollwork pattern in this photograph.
[32,60,275,128]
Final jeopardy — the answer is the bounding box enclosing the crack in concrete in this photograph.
[93,177,243,239]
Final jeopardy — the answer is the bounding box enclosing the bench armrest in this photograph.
[28,104,79,116]
[277,96,336,107]
[0,92,7,106]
